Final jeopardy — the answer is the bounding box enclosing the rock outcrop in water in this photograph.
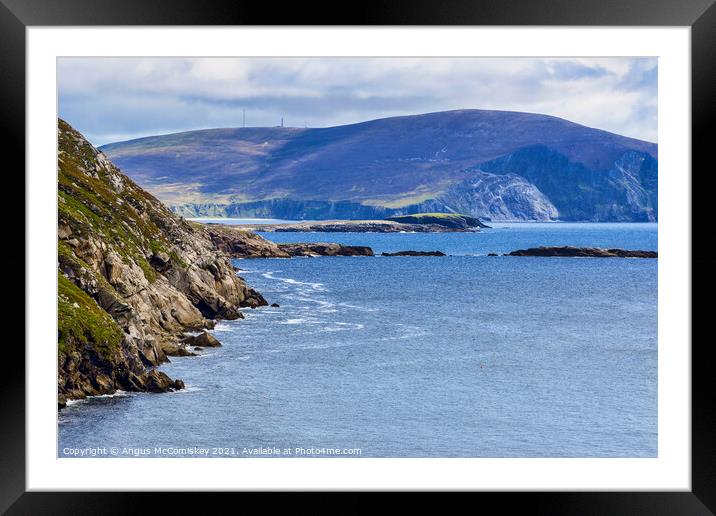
[382,251,447,257]
[232,219,483,233]
[385,213,488,229]
[57,119,266,409]
[277,243,374,257]
[506,246,657,258]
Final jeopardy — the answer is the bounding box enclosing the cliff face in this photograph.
[57,119,266,408]
[477,145,658,221]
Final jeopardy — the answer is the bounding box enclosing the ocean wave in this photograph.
[280,318,323,325]
[261,271,326,291]
[337,302,378,312]
[168,385,205,394]
[320,322,365,332]
[212,323,235,333]
[65,390,134,406]
[379,324,431,341]
[191,352,217,358]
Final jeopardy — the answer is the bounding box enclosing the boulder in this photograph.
[145,369,185,392]
[162,341,197,357]
[182,331,222,348]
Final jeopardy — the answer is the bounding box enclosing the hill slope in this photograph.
[100,109,658,221]
[57,119,266,407]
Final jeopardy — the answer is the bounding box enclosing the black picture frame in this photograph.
[3,0,712,512]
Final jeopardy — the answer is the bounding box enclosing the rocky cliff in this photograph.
[57,119,265,408]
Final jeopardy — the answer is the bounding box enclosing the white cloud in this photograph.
[58,57,657,145]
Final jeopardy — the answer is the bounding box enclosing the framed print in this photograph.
[4,0,713,512]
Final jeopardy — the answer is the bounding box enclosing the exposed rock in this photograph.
[57,119,265,407]
[277,243,374,257]
[198,222,380,258]
[145,370,185,393]
[381,250,446,256]
[505,246,657,258]
[385,213,489,229]
[435,171,560,221]
[182,331,222,348]
[270,303,280,308]
[235,220,482,233]
[197,223,290,258]
[487,253,499,256]
[162,341,197,357]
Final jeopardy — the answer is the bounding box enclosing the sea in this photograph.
[58,222,658,458]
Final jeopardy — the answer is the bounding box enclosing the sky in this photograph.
[58,57,657,146]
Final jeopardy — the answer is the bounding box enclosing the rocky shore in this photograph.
[230,218,485,234]
[58,119,267,409]
[201,223,375,258]
[506,246,657,258]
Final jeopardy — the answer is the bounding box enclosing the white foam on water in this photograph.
[64,390,133,407]
[282,318,307,324]
[281,318,323,325]
[321,322,365,332]
[211,322,236,333]
[191,352,217,358]
[379,324,431,341]
[294,296,335,309]
[261,271,326,291]
[338,302,378,313]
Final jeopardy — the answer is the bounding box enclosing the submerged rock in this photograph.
[506,246,657,258]
[381,250,446,256]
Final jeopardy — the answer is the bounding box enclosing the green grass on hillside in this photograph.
[57,273,123,359]
[388,212,466,220]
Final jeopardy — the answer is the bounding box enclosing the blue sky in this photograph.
[58,57,657,146]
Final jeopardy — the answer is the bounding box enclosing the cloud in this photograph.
[58,57,657,145]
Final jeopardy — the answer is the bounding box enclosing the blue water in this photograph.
[58,223,657,458]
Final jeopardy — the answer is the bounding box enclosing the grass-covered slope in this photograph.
[57,119,266,408]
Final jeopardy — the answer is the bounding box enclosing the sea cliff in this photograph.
[57,119,266,408]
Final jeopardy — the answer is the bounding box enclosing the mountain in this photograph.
[57,119,266,408]
[99,109,658,221]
